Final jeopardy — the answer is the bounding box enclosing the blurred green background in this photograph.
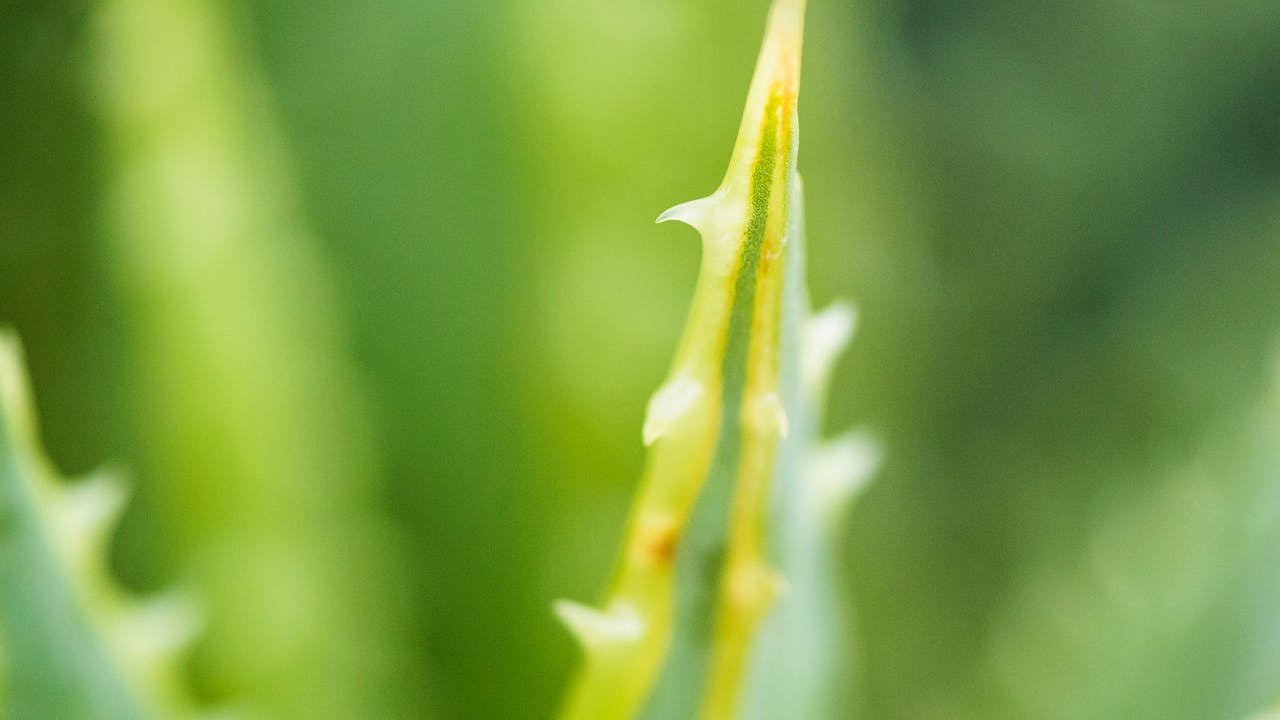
[3,0,1280,718]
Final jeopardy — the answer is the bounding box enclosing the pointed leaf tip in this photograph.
[112,588,203,663]
[642,373,704,446]
[656,196,716,232]
[809,431,881,518]
[57,470,130,557]
[804,301,858,396]
[554,599,646,649]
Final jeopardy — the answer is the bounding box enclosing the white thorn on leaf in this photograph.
[748,392,789,438]
[112,588,203,663]
[656,195,716,233]
[643,373,704,446]
[728,560,789,610]
[55,471,129,567]
[809,430,881,516]
[803,301,857,395]
[553,599,645,649]
[59,471,128,536]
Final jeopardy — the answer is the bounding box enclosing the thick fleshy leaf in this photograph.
[91,0,417,715]
[0,333,196,720]
[556,1,875,717]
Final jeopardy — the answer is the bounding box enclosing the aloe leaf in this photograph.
[0,332,197,720]
[91,0,416,716]
[982,359,1280,720]
[556,1,875,717]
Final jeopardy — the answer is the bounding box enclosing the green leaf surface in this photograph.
[91,0,421,715]
[0,332,194,720]
[556,2,876,717]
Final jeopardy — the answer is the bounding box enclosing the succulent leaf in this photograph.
[556,1,876,717]
[0,332,195,720]
[983,358,1280,720]
[91,0,418,715]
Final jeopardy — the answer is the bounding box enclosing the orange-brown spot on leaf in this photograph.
[631,512,681,565]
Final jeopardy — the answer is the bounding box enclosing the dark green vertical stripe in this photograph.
[639,96,783,720]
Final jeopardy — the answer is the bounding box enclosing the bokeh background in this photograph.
[4,0,1280,718]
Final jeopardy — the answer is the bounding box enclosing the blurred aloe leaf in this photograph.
[0,332,197,720]
[90,0,422,716]
[556,1,875,717]
[980,355,1280,720]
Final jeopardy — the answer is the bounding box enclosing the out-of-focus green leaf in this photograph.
[979,354,1280,720]
[0,332,196,720]
[90,0,422,716]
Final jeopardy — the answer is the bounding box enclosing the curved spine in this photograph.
[556,1,876,717]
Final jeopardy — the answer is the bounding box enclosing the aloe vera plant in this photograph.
[0,333,196,719]
[92,0,416,716]
[556,1,877,717]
